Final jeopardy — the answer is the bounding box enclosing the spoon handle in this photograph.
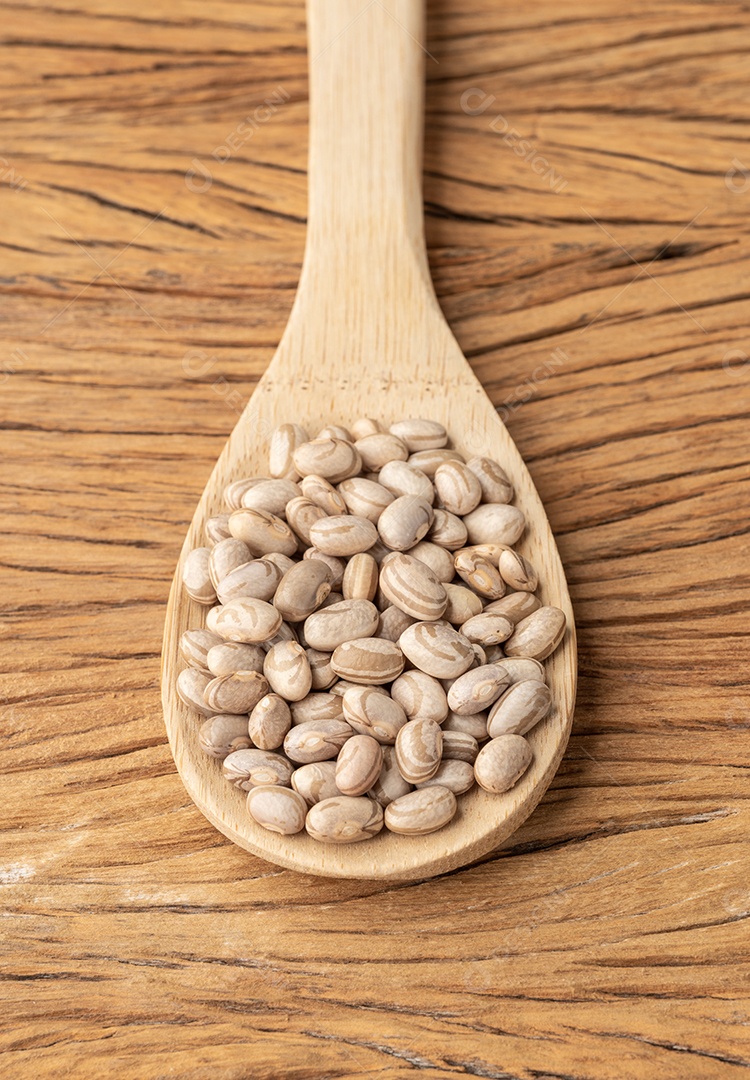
[304,0,428,279]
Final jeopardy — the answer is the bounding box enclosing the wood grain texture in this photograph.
[1,0,749,1075]
[160,0,576,881]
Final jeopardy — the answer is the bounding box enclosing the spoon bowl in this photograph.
[161,0,577,880]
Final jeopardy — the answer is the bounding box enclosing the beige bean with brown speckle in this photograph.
[427,508,468,550]
[216,559,282,604]
[263,552,296,576]
[223,749,293,790]
[442,583,483,625]
[199,714,252,759]
[460,613,514,646]
[379,552,447,621]
[330,637,405,684]
[269,423,306,480]
[384,786,457,835]
[285,496,327,545]
[208,538,251,589]
[290,692,344,726]
[212,597,282,644]
[498,548,538,592]
[317,424,351,442]
[247,785,307,835]
[206,642,265,677]
[302,548,345,589]
[389,419,447,452]
[262,622,299,651]
[470,643,487,667]
[300,474,347,515]
[395,718,443,783]
[365,539,392,565]
[474,734,533,793]
[335,735,383,796]
[342,686,408,744]
[204,605,223,637]
[463,504,526,547]
[350,417,382,439]
[442,730,479,764]
[240,479,301,516]
[487,680,552,737]
[398,622,475,680]
[378,459,434,502]
[377,495,434,552]
[434,460,482,516]
[204,670,268,714]
[483,592,541,624]
[176,668,213,715]
[390,670,448,724]
[309,513,378,556]
[453,549,505,599]
[483,645,505,666]
[504,606,566,661]
[456,543,508,565]
[228,508,298,557]
[342,552,379,602]
[304,599,379,651]
[274,559,332,621]
[306,796,384,843]
[408,449,464,477]
[338,477,395,523]
[180,628,223,671]
[447,664,510,715]
[205,514,232,545]
[284,718,353,764]
[248,693,292,750]
[224,477,264,510]
[291,761,340,806]
[416,760,474,795]
[354,432,408,470]
[466,456,514,504]
[305,648,337,690]
[292,437,361,482]
[182,547,217,604]
[263,641,312,702]
[407,541,455,583]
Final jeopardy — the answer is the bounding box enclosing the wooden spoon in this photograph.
[161,0,577,880]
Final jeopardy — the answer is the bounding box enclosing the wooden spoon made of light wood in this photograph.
[161,0,577,880]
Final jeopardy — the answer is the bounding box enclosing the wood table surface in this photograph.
[2,1,749,1077]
